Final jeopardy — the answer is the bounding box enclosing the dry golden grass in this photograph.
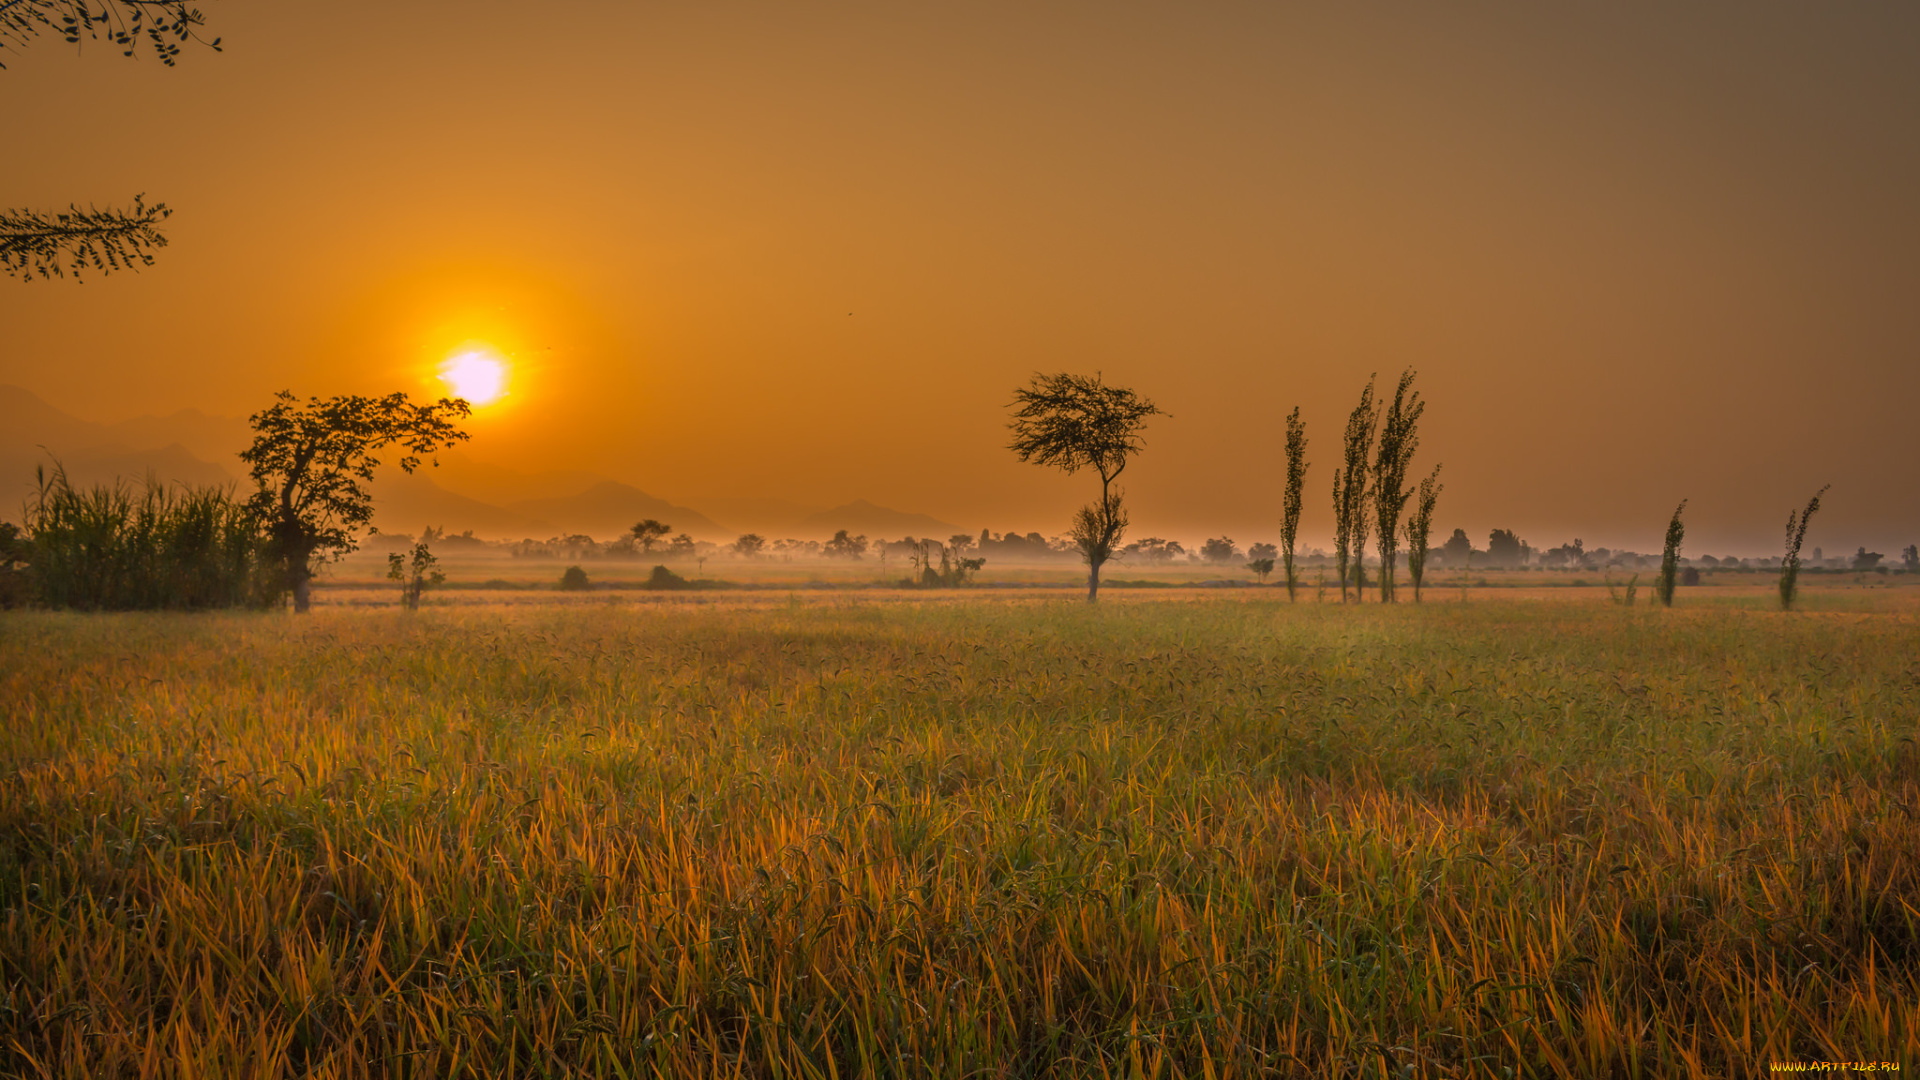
[2,592,1916,1077]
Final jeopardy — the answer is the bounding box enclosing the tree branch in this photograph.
[0,196,170,281]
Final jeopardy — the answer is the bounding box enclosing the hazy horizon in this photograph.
[5,3,1917,556]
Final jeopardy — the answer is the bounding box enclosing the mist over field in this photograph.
[4,3,1918,1076]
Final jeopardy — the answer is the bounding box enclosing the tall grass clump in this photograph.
[24,465,273,610]
[1780,484,1829,610]
[1656,498,1686,607]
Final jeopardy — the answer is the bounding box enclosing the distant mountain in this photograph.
[505,481,727,540]
[795,499,962,540]
[684,495,826,536]
[104,408,251,464]
[368,470,546,538]
[429,452,608,506]
[0,385,240,517]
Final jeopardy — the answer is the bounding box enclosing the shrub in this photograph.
[644,565,690,590]
[559,565,591,591]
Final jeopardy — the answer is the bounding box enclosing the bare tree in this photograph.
[1008,371,1165,602]
[3,1,221,280]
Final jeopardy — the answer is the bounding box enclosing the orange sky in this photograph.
[5,3,1918,554]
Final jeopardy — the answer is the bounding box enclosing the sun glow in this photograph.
[439,352,508,406]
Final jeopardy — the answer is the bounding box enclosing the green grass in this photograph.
[2,595,1916,1077]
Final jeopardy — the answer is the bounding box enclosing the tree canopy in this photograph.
[240,391,470,612]
[1007,372,1163,489]
[1008,371,1164,602]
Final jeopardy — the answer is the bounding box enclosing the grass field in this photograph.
[3,590,1917,1077]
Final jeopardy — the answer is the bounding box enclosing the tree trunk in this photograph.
[1087,558,1102,603]
[292,574,311,613]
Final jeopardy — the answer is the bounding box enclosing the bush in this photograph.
[24,466,274,611]
[558,565,591,591]
[643,565,689,590]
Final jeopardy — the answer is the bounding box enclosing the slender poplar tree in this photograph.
[1779,485,1830,611]
[1656,500,1687,608]
[1281,406,1308,602]
[1331,378,1378,602]
[1404,464,1442,603]
[1370,369,1425,602]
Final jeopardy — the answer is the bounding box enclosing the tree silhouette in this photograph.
[1008,372,1164,602]
[1280,406,1308,602]
[1330,378,1378,602]
[630,519,671,555]
[1779,485,1828,610]
[2,2,221,281]
[1403,464,1442,602]
[240,392,470,613]
[1370,369,1424,602]
[1656,501,1687,607]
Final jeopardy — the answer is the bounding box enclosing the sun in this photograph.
[439,352,508,406]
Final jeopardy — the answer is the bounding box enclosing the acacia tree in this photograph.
[1370,369,1425,602]
[1281,406,1307,602]
[2,2,221,281]
[630,519,671,555]
[1330,378,1378,602]
[1008,372,1164,603]
[241,392,470,613]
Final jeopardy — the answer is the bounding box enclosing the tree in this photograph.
[1330,378,1378,602]
[823,529,868,559]
[1370,369,1424,602]
[630,519,671,555]
[1487,528,1526,569]
[1248,542,1278,562]
[386,542,444,610]
[1440,528,1471,567]
[1779,485,1828,610]
[1280,406,1308,602]
[667,533,696,559]
[240,391,470,613]
[1403,464,1442,602]
[3,2,221,281]
[1246,557,1275,583]
[1850,547,1884,571]
[1121,537,1182,563]
[1007,371,1165,602]
[1201,536,1238,564]
[732,533,766,558]
[1656,501,1686,607]
[1904,544,1918,572]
